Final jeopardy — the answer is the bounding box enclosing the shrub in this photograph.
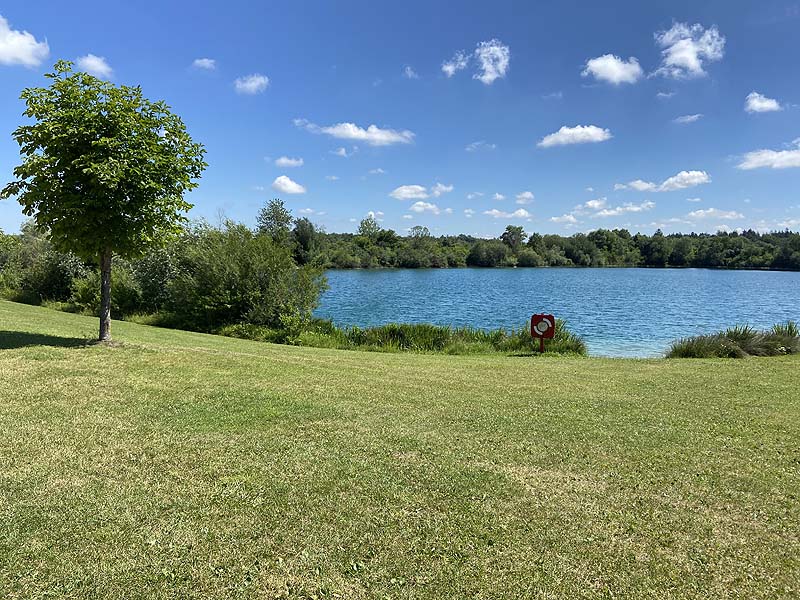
[71,263,142,317]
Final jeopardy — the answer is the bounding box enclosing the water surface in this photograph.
[314,268,800,357]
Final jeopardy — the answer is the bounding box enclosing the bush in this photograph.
[70,263,142,317]
[667,322,799,358]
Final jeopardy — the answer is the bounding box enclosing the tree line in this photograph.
[293,217,800,271]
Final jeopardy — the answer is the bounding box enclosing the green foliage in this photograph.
[166,221,326,331]
[70,263,142,317]
[256,198,293,246]
[667,322,800,358]
[1,61,206,262]
[219,318,587,356]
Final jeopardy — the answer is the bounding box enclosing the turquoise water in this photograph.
[314,268,800,357]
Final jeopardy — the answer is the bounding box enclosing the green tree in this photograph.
[257,198,293,245]
[357,215,382,240]
[500,225,527,252]
[1,61,206,340]
[292,217,318,265]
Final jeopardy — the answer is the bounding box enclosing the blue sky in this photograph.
[1,1,799,236]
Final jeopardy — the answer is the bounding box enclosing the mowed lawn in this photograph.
[0,301,798,599]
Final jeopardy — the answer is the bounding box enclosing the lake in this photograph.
[314,268,800,357]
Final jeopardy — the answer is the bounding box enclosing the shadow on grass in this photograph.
[0,330,93,350]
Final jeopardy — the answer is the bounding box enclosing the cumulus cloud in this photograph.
[474,39,510,84]
[0,14,49,67]
[657,91,676,99]
[442,50,469,77]
[390,185,429,200]
[582,54,643,84]
[403,65,419,79]
[653,22,725,79]
[431,182,453,197]
[595,200,655,217]
[77,54,113,78]
[578,198,608,211]
[538,125,612,148]
[492,193,506,201]
[294,118,414,146]
[483,208,531,219]
[515,191,534,205]
[272,175,306,194]
[235,73,269,94]
[368,168,386,175]
[550,214,578,224]
[744,91,782,113]
[391,183,452,200]
[331,146,356,158]
[410,201,442,215]
[737,139,800,170]
[673,113,703,124]
[192,58,216,70]
[465,140,496,152]
[687,208,744,220]
[274,156,303,168]
[442,39,510,84]
[464,209,475,218]
[615,170,710,192]
[466,192,484,200]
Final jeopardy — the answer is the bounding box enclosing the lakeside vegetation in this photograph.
[667,322,800,358]
[2,301,799,598]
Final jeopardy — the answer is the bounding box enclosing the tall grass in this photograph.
[667,321,800,358]
[221,318,588,356]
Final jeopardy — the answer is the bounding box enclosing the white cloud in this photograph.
[585,187,594,192]
[580,197,608,211]
[492,193,506,201]
[595,201,656,217]
[390,185,429,200]
[738,140,800,169]
[0,15,49,67]
[410,201,441,215]
[403,65,419,79]
[687,208,744,220]
[483,208,531,219]
[659,170,711,191]
[465,140,497,152]
[542,91,564,100]
[515,191,534,205]
[272,175,306,194]
[77,54,113,78]
[325,175,339,181]
[616,170,710,192]
[331,146,357,158]
[653,22,725,79]
[368,168,386,175]
[538,125,612,148]
[582,54,643,84]
[274,156,303,168]
[235,73,269,94]
[192,58,216,70]
[366,210,384,220]
[550,214,578,224]
[777,218,800,229]
[686,197,702,202]
[473,39,510,84]
[657,91,676,99]
[431,182,453,197]
[744,91,782,113]
[391,183,452,200]
[298,208,320,215]
[294,118,414,146]
[402,214,413,220]
[442,50,469,77]
[466,192,484,200]
[673,113,703,124]
[464,209,475,218]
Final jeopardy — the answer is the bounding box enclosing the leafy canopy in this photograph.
[1,61,207,261]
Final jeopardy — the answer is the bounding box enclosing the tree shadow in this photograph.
[0,331,93,350]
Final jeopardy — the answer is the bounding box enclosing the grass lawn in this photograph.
[0,300,798,599]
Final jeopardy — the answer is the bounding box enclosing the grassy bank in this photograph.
[1,300,799,598]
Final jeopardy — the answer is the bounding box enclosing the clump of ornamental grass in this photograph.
[666,321,799,358]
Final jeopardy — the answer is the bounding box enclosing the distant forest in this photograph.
[313,214,800,271]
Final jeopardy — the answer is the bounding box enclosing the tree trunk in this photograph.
[99,248,112,342]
